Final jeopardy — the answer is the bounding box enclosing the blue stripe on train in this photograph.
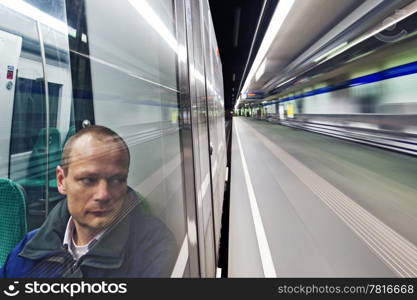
[264,61,417,106]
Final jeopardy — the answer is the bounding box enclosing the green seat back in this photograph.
[0,179,27,266]
[134,190,151,214]
[26,128,61,181]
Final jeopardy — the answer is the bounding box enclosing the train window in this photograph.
[0,0,75,230]
[0,3,48,230]
[0,0,188,277]
[66,0,95,130]
[80,0,188,275]
[10,80,61,154]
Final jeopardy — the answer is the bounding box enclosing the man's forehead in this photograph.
[69,134,128,162]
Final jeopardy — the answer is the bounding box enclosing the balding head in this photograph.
[61,125,130,176]
[56,126,131,243]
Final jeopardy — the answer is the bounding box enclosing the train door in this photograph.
[0,5,48,232]
[0,30,22,179]
[200,1,227,261]
[184,0,217,277]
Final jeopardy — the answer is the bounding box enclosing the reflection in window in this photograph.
[11,79,61,154]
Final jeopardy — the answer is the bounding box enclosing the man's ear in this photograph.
[56,165,67,195]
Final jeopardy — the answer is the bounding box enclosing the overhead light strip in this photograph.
[240,0,295,95]
[312,42,348,63]
[236,0,269,102]
[255,59,266,81]
[321,0,417,64]
[273,0,417,92]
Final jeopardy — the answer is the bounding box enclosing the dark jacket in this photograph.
[0,190,178,278]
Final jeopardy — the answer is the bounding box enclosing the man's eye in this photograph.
[111,177,126,184]
[82,178,95,184]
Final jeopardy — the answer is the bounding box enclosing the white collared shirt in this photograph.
[63,216,105,261]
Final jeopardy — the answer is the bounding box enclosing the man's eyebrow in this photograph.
[75,172,128,177]
[109,173,128,178]
[74,172,100,178]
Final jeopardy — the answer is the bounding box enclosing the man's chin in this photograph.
[85,216,115,232]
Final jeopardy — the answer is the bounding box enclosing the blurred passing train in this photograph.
[243,0,417,156]
[0,0,227,277]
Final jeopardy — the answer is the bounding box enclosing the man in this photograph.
[0,126,177,277]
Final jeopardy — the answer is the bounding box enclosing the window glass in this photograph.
[0,2,47,230]
[38,2,75,215]
[11,80,61,154]
[0,0,186,277]
[1,0,75,230]
[188,0,216,276]
[84,0,187,274]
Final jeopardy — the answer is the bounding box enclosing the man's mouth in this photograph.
[90,210,111,216]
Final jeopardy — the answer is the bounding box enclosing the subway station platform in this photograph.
[228,117,417,277]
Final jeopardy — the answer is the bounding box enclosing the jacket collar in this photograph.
[20,188,140,269]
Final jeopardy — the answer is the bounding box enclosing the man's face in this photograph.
[57,135,129,234]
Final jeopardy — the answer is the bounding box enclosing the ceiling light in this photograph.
[241,0,295,94]
[319,1,417,64]
[313,42,348,63]
[255,59,266,81]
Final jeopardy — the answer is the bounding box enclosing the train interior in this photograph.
[0,0,226,277]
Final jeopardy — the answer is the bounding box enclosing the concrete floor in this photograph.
[228,117,417,277]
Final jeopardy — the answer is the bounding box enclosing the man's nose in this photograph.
[94,180,111,202]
